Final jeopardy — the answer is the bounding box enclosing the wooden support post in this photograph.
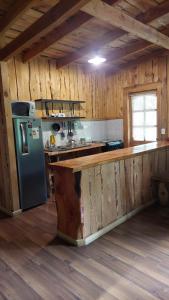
[0,61,20,214]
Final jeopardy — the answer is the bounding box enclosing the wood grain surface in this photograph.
[6,55,106,120]
[0,198,169,299]
[0,62,20,213]
[52,145,169,241]
[50,141,169,172]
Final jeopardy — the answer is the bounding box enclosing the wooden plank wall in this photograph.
[4,54,169,123]
[0,62,20,213]
[106,56,169,135]
[81,148,169,239]
[6,55,106,119]
[0,55,108,214]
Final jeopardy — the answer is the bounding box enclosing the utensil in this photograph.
[52,123,60,132]
[69,121,74,137]
[60,122,65,138]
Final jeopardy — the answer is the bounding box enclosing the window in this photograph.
[130,91,157,143]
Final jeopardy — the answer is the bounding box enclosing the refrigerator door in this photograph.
[13,117,47,210]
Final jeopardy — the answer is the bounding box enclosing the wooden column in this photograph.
[0,61,20,214]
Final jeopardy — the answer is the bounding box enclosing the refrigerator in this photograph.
[13,117,47,210]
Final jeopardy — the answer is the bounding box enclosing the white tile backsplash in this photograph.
[42,119,123,147]
[106,119,123,141]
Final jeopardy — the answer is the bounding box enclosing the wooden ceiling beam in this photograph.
[81,0,169,50]
[106,48,169,76]
[22,12,92,62]
[54,0,169,68]
[106,26,169,63]
[0,0,91,61]
[0,0,36,36]
[56,30,124,68]
[22,0,119,62]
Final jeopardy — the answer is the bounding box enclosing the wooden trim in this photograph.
[0,206,22,217]
[123,82,162,147]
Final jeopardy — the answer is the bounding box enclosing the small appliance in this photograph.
[11,101,36,117]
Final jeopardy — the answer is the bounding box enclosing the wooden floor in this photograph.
[1,201,169,300]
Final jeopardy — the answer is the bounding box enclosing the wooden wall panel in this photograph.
[0,62,20,213]
[5,54,169,123]
[6,55,107,120]
[106,56,169,137]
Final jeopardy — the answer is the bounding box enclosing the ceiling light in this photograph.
[88,56,106,65]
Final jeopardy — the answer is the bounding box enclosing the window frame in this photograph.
[130,91,158,144]
[123,83,162,147]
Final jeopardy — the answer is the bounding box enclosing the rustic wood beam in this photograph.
[106,26,169,63]
[81,0,169,50]
[106,48,169,76]
[56,30,124,68]
[22,12,92,62]
[22,0,119,62]
[0,0,36,36]
[53,0,169,68]
[0,0,91,61]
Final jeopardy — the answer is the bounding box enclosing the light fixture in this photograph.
[88,56,106,65]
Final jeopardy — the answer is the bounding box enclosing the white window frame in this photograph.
[130,91,157,143]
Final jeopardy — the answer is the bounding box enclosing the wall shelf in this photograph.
[42,117,85,121]
[35,99,86,119]
[35,99,85,104]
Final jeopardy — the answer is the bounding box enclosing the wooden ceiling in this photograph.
[0,0,169,74]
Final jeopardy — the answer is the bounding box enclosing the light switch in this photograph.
[161,128,166,135]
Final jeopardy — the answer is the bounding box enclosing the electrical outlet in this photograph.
[161,128,166,135]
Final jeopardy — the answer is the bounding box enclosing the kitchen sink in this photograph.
[46,143,92,152]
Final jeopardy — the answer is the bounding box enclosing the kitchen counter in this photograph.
[50,141,169,246]
[50,141,169,172]
[45,142,105,156]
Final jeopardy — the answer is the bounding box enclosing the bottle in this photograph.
[50,134,56,147]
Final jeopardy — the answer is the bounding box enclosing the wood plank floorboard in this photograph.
[0,201,169,299]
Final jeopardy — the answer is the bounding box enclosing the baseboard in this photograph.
[12,209,22,216]
[57,200,155,247]
[0,206,22,216]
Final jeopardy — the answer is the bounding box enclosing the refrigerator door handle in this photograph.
[20,122,29,154]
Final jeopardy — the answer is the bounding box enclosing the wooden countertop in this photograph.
[50,141,169,173]
[44,143,105,156]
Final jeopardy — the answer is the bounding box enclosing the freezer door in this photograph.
[13,117,47,210]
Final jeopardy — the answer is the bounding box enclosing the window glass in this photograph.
[132,112,144,126]
[145,111,157,126]
[145,127,157,141]
[145,95,157,110]
[133,128,144,141]
[131,91,157,142]
[132,96,144,111]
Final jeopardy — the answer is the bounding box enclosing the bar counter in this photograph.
[50,141,169,172]
[50,141,169,246]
